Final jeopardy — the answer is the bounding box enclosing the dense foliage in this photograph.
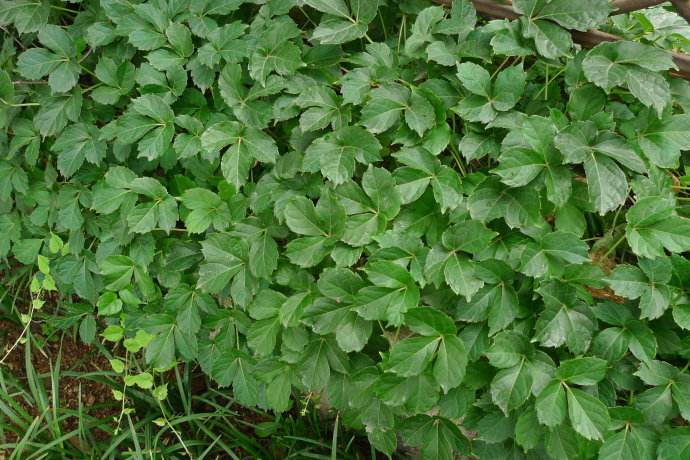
[3,0,690,458]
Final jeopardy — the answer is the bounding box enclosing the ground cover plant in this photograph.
[3,0,690,458]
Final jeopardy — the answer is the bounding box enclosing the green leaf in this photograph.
[180,188,231,234]
[583,42,674,114]
[79,316,96,344]
[202,121,278,188]
[5,3,690,457]
[405,307,457,337]
[100,256,135,291]
[304,0,351,18]
[493,147,545,187]
[492,65,526,111]
[636,385,673,425]
[657,428,690,460]
[433,335,467,393]
[545,425,581,459]
[400,415,470,460]
[286,236,331,268]
[361,84,409,133]
[197,234,247,294]
[468,177,542,228]
[523,19,573,60]
[13,238,42,264]
[486,331,530,369]
[305,127,381,184]
[335,313,372,353]
[490,358,532,414]
[626,321,657,363]
[285,197,326,236]
[166,23,193,57]
[405,89,435,136]
[520,231,589,277]
[535,289,595,354]
[387,336,439,377]
[308,0,378,45]
[312,17,369,45]
[566,387,610,440]
[673,376,690,422]
[637,114,690,169]
[555,357,608,385]
[249,231,279,279]
[626,197,690,259]
[125,372,154,389]
[249,29,303,85]
[33,90,81,136]
[607,260,672,320]
[598,427,645,460]
[444,253,484,301]
[16,26,79,93]
[211,350,258,405]
[299,339,331,390]
[531,0,612,31]
[442,220,497,254]
[0,0,49,34]
[98,292,123,316]
[456,62,491,98]
[247,317,280,356]
[51,123,106,177]
[515,408,542,451]
[555,122,636,214]
[536,381,567,427]
[361,166,401,220]
[17,48,62,79]
[198,23,248,67]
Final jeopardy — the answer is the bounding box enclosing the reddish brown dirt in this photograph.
[0,320,119,447]
[586,286,626,304]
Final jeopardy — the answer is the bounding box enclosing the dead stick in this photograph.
[670,0,690,23]
[434,0,690,81]
[611,0,666,14]
[502,0,668,14]
[570,23,690,79]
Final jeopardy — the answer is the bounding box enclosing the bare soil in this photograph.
[0,319,119,447]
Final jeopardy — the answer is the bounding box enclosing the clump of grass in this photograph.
[0,316,383,460]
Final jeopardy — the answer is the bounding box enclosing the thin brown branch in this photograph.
[670,0,690,23]
[611,0,665,14]
[507,0,666,13]
[0,25,25,51]
[12,80,48,85]
[571,23,690,79]
[469,0,518,19]
[434,0,690,81]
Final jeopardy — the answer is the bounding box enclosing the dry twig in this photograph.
[434,0,690,80]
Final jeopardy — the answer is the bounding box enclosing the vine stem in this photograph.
[490,57,511,79]
[82,82,103,94]
[113,351,129,435]
[378,11,388,41]
[13,80,48,85]
[79,47,93,63]
[80,65,98,79]
[0,313,32,365]
[0,98,40,107]
[157,399,194,459]
[601,234,627,260]
[49,4,80,14]
[0,276,37,365]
